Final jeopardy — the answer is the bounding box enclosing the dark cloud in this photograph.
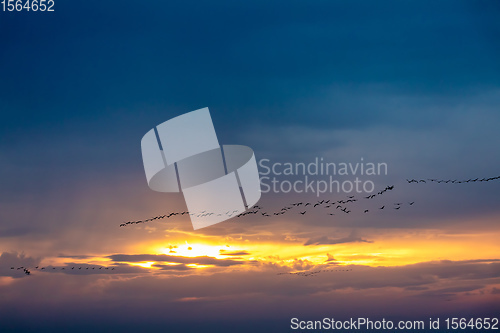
[219,250,251,256]
[0,226,43,238]
[418,285,485,297]
[405,286,428,291]
[0,257,498,333]
[440,259,500,264]
[152,264,193,271]
[304,231,373,246]
[57,254,94,259]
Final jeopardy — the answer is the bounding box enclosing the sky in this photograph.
[1,1,500,332]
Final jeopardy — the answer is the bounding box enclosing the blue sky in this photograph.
[2,0,499,137]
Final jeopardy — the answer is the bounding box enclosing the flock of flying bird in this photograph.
[119,185,407,227]
[406,176,500,184]
[10,266,116,275]
[120,174,500,228]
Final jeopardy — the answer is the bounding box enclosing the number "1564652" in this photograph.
[1,0,54,11]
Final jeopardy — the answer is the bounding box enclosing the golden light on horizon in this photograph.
[120,224,500,272]
[185,264,211,269]
[158,243,229,259]
[129,261,157,269]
